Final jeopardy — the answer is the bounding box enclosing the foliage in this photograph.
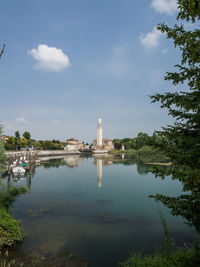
[39,140,64,150]
[113,132,163,151]
[14,131,20,139]
[0,185,28,250]
[4,137,15,151]
[31,141,41,150]
[14,131,20,151]
[119,246,200,267]
[121,2,200,265]
[23,131,31,147]
[22,131,31,140]
[0,208,24,250]
[148,0,200,233]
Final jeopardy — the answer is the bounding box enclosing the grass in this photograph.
[119,247,200,267]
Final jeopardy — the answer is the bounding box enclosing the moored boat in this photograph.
[12,166,26,176]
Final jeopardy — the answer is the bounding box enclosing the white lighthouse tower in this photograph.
[97,118,103,149]
[93,118,108,154]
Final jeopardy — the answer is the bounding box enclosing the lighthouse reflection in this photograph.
[96,159,103,188]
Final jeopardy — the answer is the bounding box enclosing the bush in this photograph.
[0,208,24,250]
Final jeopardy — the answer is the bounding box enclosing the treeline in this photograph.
[4,131,66,151]
[113,132,162,150]
[112,132,169,163]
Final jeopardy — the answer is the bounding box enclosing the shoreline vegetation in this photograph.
[108,146,171,165]
[0,186,28,251]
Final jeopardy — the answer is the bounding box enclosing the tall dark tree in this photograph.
[150,0,200,232]
[23,131,31,142]
[14,131,20,150]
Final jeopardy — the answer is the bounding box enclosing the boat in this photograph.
[12,166,26,176]
[20,162,28,168]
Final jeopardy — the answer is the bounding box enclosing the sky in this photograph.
[0,0,184,142]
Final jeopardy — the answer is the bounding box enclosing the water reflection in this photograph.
[1,154,167,191]
[96,159,102,188]
[1,170,35,190]
[1,155,198,267]
[64,155,80,168]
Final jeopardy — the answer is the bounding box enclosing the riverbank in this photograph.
[6,150,81,158]
[0,186,28,251]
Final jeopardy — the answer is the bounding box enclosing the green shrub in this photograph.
[0,208,24,250]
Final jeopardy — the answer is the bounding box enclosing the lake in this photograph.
[3,155,197,266]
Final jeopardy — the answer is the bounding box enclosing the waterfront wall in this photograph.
[5,150,81,158]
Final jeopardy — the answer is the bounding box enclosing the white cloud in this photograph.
[28,44,70,72]
[151,0,177,15]
[140,27,162,49]
[16,117,29,124]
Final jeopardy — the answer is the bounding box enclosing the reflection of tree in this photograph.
[136,162,152,175]
[42,158,66,168]
[112,155,137,166]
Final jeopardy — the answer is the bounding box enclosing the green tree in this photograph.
[5,136,15,150]
[14,131,20,150]
[150,0,200,232]
[15,131,20,139]
[135,132,150,149]
[19,138,28,149]
[23,131,31,141]
[31,141,42,150]
[113,139,122,150]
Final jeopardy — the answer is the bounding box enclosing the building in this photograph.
[65,138,84,150]
[64,144,77,152]
[0,135,9,143]
[66,138,79,146]
[93,118,113,151]
[93,138,113,151]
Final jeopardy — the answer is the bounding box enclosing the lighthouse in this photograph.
[97,118,103,149]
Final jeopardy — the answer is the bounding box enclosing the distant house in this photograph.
[65,138,84,150]
[0,135,9,143]
[93,138,113,151]
[66,138,79,146]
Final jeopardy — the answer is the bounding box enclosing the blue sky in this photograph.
[0,0,182,142]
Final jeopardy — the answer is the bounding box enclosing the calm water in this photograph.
[3,155,197,266]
